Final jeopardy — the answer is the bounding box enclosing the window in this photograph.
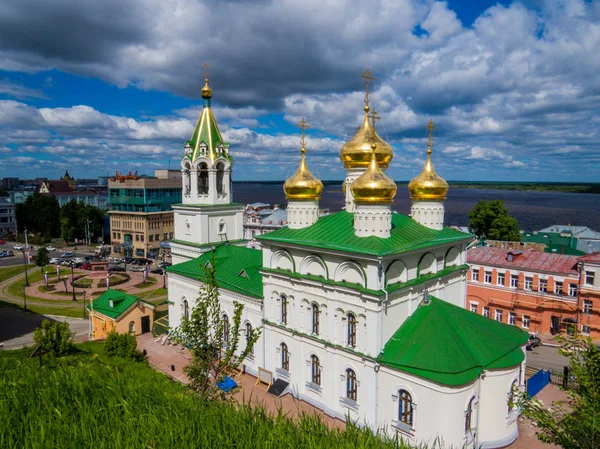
[539,279,548,293]
[182,299,189,320]
[222,314,230,343]
[465,397,475,432]
[508,380,517,413]
[510,274,519,288]
[346,369,358,401]
[484,271,492,283]
[508,312,516,325]
[281,343,289,371]
[522,315,530,329]
[495,309,503,322]
[497,273,505,286]
[218,221,226,235]
[583,299,593,315]
[198,163,209,194]
[398,390,413,427]
[281,295,288,324]
[483,307,490,318]
[149,235,154,242]
[585,271,595,286]
[582,325,591,336]
[312,304,320,335]
[311,355,321,385]
[347,313,357,347]
[568,284,577,297]
[471,270,479,282]
[128,321,135,333]
[555,281,563,295]
[470,303,478,314]
[245,322,254,355]
[524,277,533,291]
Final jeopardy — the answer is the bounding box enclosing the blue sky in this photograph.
[0,0,599,182]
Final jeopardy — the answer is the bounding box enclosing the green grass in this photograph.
[0,342,416,449]
[73,277,93,288]
[0,300,84,318]
[0,264,34,283]
[133,275,157,289]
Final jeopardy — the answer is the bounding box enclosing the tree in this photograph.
[105,331,143,360]
[467,199,520,241]
[33,320,74,356]
[15,193,60,237]
[518,336,600,449]
[171,257,261,401]
[35,247,50,274]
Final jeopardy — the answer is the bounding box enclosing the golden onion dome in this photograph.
[201,78,213,99]
[283,147,324,200]
[340,106,393,169]
[408,120,448,200]
[351,143,397,204]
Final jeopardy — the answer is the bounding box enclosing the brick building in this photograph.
[467,246,600,340]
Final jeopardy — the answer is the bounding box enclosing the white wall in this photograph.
[173,204,244,247]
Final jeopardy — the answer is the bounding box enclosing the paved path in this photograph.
[527,345,570,372]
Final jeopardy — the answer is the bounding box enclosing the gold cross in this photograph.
[360,69,376,107]
[203,62,211,80]
[426,119,435,154]
[369,108,381,141]
[296,117,311,151]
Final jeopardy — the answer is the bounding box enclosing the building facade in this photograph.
[467,246,600,339]
[0,197,16,236]
[108,170,181,258]
[166,76,529,449]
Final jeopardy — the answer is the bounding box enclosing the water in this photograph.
[233,182,600,231]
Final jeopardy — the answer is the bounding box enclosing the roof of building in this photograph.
[468,246,579,275]
[539,225,600,240]
[261,208,287,225]
[247,202,270,209]
[166,245,263,298]
[42,180,74,193]
[520,230,585,255]
[185,92,230,164]
[87,290,151,320]
[0,197,13,205]
[257,210,471,257]
[378,296,529,386]
[578,252,600,264]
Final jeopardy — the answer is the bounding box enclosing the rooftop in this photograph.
[468,246,579,276]
[578,252,600,264]
[87,289,151,320]
[257,210,471,257]
[378,295,529,386]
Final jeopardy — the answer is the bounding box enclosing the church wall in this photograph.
[174,206,243,247]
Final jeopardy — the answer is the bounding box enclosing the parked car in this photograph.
[129,265,145,272]
[124,257,135,264]
[109,257,123,263]
[82,263,92,270]
[62,260,76,267]
[0,239,6,245]
[157,261,172,269]
[108,266,125,273]
[61,252,74,258]
[49,258,63,264]
[84,255,93,261]
[73,257,84,264]
[150,268,164,275]
[5,250,14,257]
[13,244,24,250]
[46,246,56,251]
[526,334,542,351]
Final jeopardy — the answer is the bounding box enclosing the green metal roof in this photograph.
[521,231,585,255]
[378,296,529,386]
[166,245,263,299]
[185,102,231,163]
[257,211,472,257]
[87,290,146,320]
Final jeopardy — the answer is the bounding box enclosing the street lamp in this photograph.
[23,227,29,287]
[22,284,27,311]
[71,263,76,301]
[162,252,166,289]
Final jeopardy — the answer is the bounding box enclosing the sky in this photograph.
[0,0,599,182]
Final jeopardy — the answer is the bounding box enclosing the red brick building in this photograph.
[467,247,600,340]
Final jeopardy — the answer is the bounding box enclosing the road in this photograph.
[526,345,570,372]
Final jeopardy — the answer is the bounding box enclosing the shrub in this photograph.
[33,320,74,356]
[104,331,143,361]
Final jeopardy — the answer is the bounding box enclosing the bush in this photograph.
[33,320,74,356]
[104,331,143,361]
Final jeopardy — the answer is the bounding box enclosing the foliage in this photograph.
[35,247,50,273]
[0,343,416,449]
[33,319,75,356]
[467,199,520,241]
[104,331,143,361]
[518,336,600,449]
[15,192,61,237]
[59,199,105,244]
[171,256,262,401]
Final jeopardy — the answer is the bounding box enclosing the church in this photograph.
[167,73,529,449]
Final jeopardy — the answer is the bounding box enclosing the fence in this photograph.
[549,366,577,390]
[526,369,551,397]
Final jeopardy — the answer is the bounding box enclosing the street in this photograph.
[526,345,570,372]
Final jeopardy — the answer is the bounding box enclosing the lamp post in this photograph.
[162,252,166,289]
[71,263,76,301]
[23,227,29,287]
[22,284,27,311]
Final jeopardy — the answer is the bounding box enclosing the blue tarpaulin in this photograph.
[217,376,237,393]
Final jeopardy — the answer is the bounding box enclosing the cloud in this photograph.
[0,78,47,100]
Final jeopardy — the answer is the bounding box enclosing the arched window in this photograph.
[508,380,517,413]
[281,343,289,371]
[465,397,475,432]
[281,295,288,324]
[245,322,254,355]
[312,303,320,335]
[399,390,413,426]
[222,314,230,344]
[183,164,191,195]
[198,163,209,194]
[311,355,321,385]
[128,321,135,333]
[346,369,357,401]
[183,299,189,320]
[216,162,225,194]
[347,313,356,347]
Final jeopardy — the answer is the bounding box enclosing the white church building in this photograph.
[167,75,529,449]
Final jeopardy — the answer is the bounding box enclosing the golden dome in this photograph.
[340,106,393,169]
[283,147,324,200]
[351,143,397,204]
[408,120,448,201]
[201,78,212,99]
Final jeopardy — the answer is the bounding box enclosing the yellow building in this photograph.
[88,290,155,340]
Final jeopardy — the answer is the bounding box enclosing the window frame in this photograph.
[497,272,505,286]
[346,369,358,402]
[347,313,357,348]
[311,303,320,335]
[581,325,591,336]
[311,355,321,385]
[554,281,563,295]
[483,307,490,318]
[470,303,478,314]
[585,271,595,286]
[539,279,548,293]
[522,315,530,329]
[281,342,289,371]
[510,274,519,288]
[222,314,230,343]
[182,299,189,320]
[583,299,593,315]
[398,389,414,427]
[281,295,288,325]
[465,397,475,433]
[471,270,479,282]
[245,322,254,355]
[524,277,533,291]
[495,309,503,322]
[508,312,516,325]
[568,284,577,297]
[484,271,492,284]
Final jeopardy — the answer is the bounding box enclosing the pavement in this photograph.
[0,306,89,350]
[526,345,570,372]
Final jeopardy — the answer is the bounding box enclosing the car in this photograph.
[73,257,84,264]
[150,268,164,275]
[109,257,123,263]
[5,250,14,257]
[129,265,145,272]
[13,244,24,250]
[49,258,63,264]
[108,266,125,273]
[84,255,93,261]
[46,246,56,251]
[62,260,76,267]
[0,239,6,245]
[81,263,92,270]
[124,257,135,264]
[61,252,74,258]
[526,334,542,351]
[157,261,172,269]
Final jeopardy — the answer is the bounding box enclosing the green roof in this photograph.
[378,296,529,386]
[257,211,472,257]
[87,290,146,320]
[521,231,585,255]
[185,101,231,163]
[166,245,263,299]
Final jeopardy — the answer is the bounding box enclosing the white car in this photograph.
[49,258,63,264]
[73,257,84,264]
[46,246,56,251]
[13,245,23,250]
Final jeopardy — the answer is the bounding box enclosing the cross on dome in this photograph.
[360,69,376,110]
[296,117,311,153]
